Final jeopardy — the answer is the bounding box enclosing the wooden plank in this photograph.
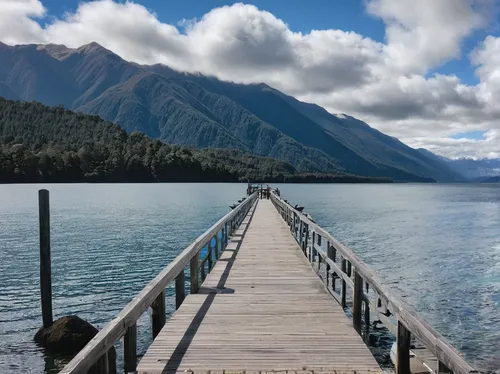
[137,200,381,374]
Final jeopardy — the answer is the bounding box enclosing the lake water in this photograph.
[0,183,499,373]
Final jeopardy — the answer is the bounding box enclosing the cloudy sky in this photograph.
[1,0,500,159]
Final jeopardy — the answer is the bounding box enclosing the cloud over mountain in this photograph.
[1,0,499,158]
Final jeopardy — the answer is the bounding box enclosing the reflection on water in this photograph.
[0,183,499,372]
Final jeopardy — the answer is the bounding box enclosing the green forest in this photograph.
[0,98,391,183]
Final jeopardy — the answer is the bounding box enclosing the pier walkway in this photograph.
[60,188,478,374]
[137,199,381,373]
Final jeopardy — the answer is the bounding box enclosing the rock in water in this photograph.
[35,316,97,354]
[34,315,116,373]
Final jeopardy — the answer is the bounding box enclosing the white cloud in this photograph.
[366,0,488,74]
[0,0,499,159]
[0,0,46,44]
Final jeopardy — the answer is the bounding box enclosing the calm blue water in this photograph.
[0,183,499,372]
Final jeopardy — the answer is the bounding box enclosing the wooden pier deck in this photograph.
[60,187,478,374]
[137,199,382,373]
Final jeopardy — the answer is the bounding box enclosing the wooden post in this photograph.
[151,290,166,339]
[311,231,316,263]
[214,234,220,260]
[124,323,137,373]
[317,234,322,269]
[95,352,109,374]
[201,260,206,281]
[326,240,335,290]
[221,227,226,251]
[207,243,213,272]
[353,271,363,334]
[437,361,453,373]
[38,189,53,329]
[190,253,200,294]
[341,257,347,308]
[175,270,185,309]
[364,300,370,337]
[397,320,411,374]
[347,261,352,277]
[299,220,303,249]
[329,245,337,291]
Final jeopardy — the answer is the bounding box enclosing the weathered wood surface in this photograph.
[137,199,382,373]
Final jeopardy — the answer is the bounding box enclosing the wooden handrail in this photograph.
[60,192,258,374]
[270,191,478,374]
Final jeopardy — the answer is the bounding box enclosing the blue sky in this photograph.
[2,0,500,158]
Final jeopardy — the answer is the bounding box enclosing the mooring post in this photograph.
[38,189,53,329]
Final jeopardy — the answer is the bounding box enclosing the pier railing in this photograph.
[60,192,258,374]
[270,191,477,374]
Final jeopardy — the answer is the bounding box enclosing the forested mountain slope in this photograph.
[0,42,456,182]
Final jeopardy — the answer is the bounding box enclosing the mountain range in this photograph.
[0,41,476,182]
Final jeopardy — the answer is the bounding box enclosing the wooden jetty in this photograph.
[59,189,479,374]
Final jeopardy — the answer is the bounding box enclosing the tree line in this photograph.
[0,98,391,184]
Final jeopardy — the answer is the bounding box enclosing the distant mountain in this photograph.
[417,149,500,181]
[480,175,500,183]
[0,42,466,182]
[447,158,500,180]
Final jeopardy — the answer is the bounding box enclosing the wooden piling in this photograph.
[38,189,53,329]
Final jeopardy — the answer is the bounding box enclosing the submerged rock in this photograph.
[34,315,116,373]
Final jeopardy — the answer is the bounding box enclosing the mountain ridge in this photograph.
[0,42,465,182]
